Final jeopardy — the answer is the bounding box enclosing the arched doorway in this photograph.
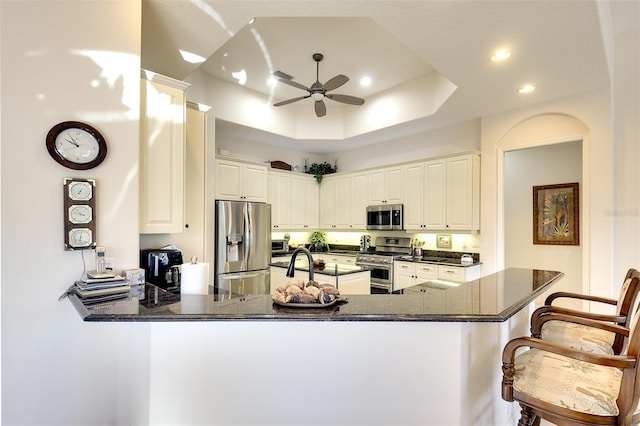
[497,113,589,308]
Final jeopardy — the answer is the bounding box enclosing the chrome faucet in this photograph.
[286,247,314,282]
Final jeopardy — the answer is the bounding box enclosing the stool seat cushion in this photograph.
[514,348,622,416]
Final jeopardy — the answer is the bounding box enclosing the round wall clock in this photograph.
[46,121,107,170]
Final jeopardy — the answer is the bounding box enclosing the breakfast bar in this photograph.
[64,268,561,425]
[68,268,562,322]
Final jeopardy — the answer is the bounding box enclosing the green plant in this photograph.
[307,231,330,252]
[307,162,336,183]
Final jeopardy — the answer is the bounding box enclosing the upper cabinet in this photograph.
[266,169,318,230]
[139,72,189,234]
[349,171,368,229]
[215,158,267,202]
[320,174,351,229]
[368,165,405,205]
[405,153,480,231]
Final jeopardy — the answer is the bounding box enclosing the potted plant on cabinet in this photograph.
[307,162,336,183]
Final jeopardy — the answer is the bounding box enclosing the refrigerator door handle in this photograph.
[219,270,269,280]
[244,202,251,265]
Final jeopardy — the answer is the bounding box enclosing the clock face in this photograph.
[68,205,92,224]
[69,228,92,248]
[55,128,100,164]
[68,181,93,200]
[46,121,107,170]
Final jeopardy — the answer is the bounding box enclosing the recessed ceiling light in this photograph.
[360,76,372,87]
[490,49,511,62]
[518,84,536,94]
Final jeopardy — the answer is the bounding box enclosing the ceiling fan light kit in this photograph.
[273,53,365,117]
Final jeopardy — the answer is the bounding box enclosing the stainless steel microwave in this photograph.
[271,239,289,255]
[366,204,404,231]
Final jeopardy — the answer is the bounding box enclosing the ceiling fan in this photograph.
[273,53,365,117]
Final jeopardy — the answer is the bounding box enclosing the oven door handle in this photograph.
[356,262,392,269]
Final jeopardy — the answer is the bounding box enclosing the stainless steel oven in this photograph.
[355,236,412,293]
[355,254,393,290]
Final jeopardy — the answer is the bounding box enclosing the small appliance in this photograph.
[359,234,372,252]
[140,248,183,289]
[366,204,404,231]
[272,239,290,255]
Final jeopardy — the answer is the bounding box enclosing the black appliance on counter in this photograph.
[140,248,183,290]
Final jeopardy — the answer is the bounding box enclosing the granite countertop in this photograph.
[270,261,367,276]
[66,268,563,323]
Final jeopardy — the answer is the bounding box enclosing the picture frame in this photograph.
[533,182,579,245]
[436,234,452,249]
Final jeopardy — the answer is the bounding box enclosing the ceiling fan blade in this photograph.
[315,100,326,117]
[323,74,349,92]
[325,93,365,106]
[274,95,309,107]
[277,78,310,92]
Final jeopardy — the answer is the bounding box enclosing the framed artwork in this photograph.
[533,182,579,245]
[436,234,452,249]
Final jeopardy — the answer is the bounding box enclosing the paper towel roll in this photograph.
[180,262,210,295]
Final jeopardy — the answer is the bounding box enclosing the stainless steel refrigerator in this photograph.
[214,200,271,295]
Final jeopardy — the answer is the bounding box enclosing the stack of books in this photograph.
[73,274,131,305]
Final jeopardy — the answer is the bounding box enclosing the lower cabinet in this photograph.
[394,262,438,292]
[270,266,370,295]
[438,264,481,282]
[394,261,482,291]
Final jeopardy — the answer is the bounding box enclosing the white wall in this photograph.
[504,142,583,308]
[2,2,637,426]
[1,1,150,424]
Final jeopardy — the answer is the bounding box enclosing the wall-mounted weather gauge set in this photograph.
[63,178,97,250]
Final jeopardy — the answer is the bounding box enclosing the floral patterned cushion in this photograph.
[541,320,616,355]
[514,348,623,416]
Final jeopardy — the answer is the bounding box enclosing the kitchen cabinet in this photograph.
[320,172,367,230]
[215,158,267,202]
[438,264,481,282]
[316,253,357,266]
[270,265,370,295]
[267,171,291,229]
[349,171,368,229]
[267,171,318,230]
[406,153,480,231]
[394,261,438,292]
[320,174,350,229]
[395,261,481,291]
[139,72,189,234]
[290,174,319,229]
[367,165,404,205]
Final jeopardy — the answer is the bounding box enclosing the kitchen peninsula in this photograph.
[65,268,562,425]
[68,268,561,322]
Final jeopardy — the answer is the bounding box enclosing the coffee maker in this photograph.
[140,248,183,290]
[359,234,372,252]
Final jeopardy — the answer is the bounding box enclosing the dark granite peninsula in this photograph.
[64,267,562,425]
[67,268,562,322]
